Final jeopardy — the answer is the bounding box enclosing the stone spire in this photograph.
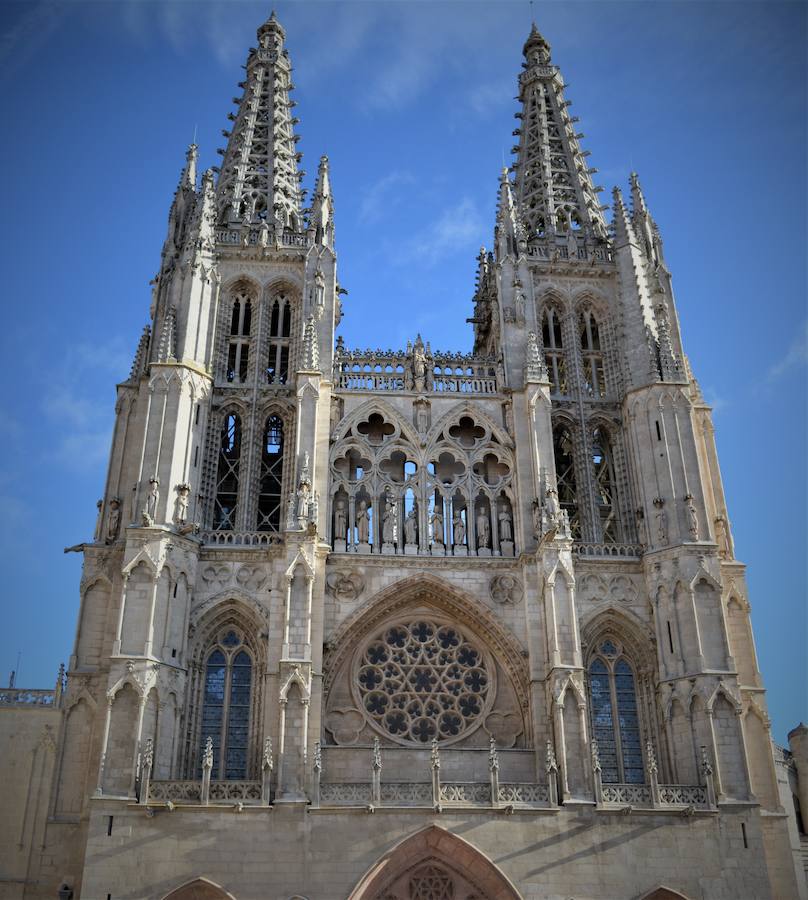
[215,11,304,229]
[495,168,525,260]
[308,155,334,247]
[162,143,199,266]
[511,23,606,240]
[629,171,660,265]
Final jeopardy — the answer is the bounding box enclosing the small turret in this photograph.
[308,155,334,247]
[495,168,525,260]
[162,143,199,267]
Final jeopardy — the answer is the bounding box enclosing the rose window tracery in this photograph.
[354,619,493,745]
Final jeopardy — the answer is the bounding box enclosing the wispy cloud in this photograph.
[358,171,415,225]
[395,197,484,267]
[768,320,808,381]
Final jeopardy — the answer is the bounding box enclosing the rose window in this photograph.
[354,619,493,745]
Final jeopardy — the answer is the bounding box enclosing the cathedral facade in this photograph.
[1,13,805,900]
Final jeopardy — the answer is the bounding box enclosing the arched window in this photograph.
[552,424,580,538]
[592,426,618,542]
[588,640,643,783]
[198,629,253,780]
[226,293,252,383]
[257,415,284,531]
[541,307,566,394]
[580,310,606,397]
[266,293,291,384]
[213,413,240,530]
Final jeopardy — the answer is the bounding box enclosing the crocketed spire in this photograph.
[215,11,304,229]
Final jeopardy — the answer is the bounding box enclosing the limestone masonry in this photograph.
[1,12,806,900]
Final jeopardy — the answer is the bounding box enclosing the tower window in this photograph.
[257,415,285,531]
[552,424,580,539]
[226,294,252,383]
[542,307,567,394]
[197,630,253,780]
[266,294,291,384]
[588,642,643,784]
[580,310,606,397]
[591,426,618,542]
[213,413,241,530]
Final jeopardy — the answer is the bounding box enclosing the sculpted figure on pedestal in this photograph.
[356,500,369,544]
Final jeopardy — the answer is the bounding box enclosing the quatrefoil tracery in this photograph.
[354,619,493,746]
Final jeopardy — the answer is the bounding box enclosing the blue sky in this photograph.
[0,0,804,743]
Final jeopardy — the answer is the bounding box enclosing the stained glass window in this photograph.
[197,631,253,779]
[588,644,644,784]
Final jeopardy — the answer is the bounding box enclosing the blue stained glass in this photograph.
[589,659,618,782]
[225,650,252,779]
[221,630,241,647]
[615,659,643,783]
[198,650,226,777]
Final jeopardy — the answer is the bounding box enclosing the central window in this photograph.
[353,618,493,746]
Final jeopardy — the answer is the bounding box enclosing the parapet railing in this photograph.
[215,226,309,249]
[527,235,613,264]
[334,345,500,396]
[199,530,283,548]
[573,542,643,560]
[0,688,60,708]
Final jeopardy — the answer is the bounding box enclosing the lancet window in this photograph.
[591,426,618,542]
[588,640,643,784]
[552,424,580,539]
[226,294,252,383]
[213,413,241,530]
[580,310,606,397]
[196,629,253,780]
[541,307,567,394]
[266,293,291,384]
[257,415,285,531]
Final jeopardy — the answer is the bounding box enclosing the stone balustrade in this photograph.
[526,236,612,264]
[199,530,283,548]
[0,688,59,708]
[573,541,642,560]
[215,226,310,249]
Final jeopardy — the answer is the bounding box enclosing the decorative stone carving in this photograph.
[430,507,444,546]
[404,505,418,545]
[325,708,364,745]
[325,570,364,603]
[333,499,347,541]
[714,515,732,559]
[142,477,159,526]
[484,711,522,749]
[173,483,190,525]
[356,500,370,544]
[106,497,121,544]
[543,487,560,532]
[608,575,637,604]
[382,491,397,546]
[476,506,490,550]
[452,511,465,547]
[490,574,523,605]
[684,494,699,540]
[235,565,267,592]
[653,497,667,545]
[201,564,231,589]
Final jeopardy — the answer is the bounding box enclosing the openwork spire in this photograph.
[511,23,606,240]
[215,12,303,229]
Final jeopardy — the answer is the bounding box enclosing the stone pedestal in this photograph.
[357,542,371,554]
[478,547,492,557]
[404,543,418,556]
[431,546,446,556]
[382,543,396,555]
[334,539,347,553]
[500,540,514,557]
[453,546,468,557]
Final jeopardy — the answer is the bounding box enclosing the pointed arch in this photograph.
[425,400,514,451]
[335,397,421,448]
[347,825,521,900]
[161,877,238,900]
[581,605,656,675]
[637,887,692,900]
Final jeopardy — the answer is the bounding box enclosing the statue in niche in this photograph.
[635,508,647,547]
[513,277,526,323]
[476,507,490,548]
[655,507,667,545]
[382,493,397,544]
[404,505,418,544]
[685,494,699,540]
[714,516,731,559]
[567,226,578,260]
[499,504,513,542]
[106,497,121,543]
[314,267,325,310]
[531,498,542,540]
[296,481,311,522]
[543,488,560,529]
[356,500,370,544]
[416,403,429,434]
[142,477,159,526]
[431,506,444,545]
[333,499,347,541]
[452,510,465,547]
[174,483,190,525]
[258,220,270,248]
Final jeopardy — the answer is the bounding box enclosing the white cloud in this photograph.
[358,171,415,224]
[768,320,808,381]
[395,197,484,267]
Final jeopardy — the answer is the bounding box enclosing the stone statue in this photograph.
[715,516,731,559]
[635,508,647,546]
[514,278,526,323]
[106,497,121,543]
[258,220,269,248]
[452,511,465,547]
[655,508,667,545]
[567,227,578,260]
[356,500,370,544]
[412,335,426,391]
[334,500,347,541]
[296,481,311,522]
[532,498,542,540]
[476,508,490,549]
[685,494,699,540]
[431,507,444,545]
[93,499,103,542]
[382,495,397,544]
[499,505,513,542]
[309,491,319,527]
[544,488,560,528]
[330,397,342,436]
[174,483,190,525]
[142,477,159,525]
[314,267,325,309]
[404,506,417,544]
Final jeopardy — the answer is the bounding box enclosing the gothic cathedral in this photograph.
[2,13,803,900]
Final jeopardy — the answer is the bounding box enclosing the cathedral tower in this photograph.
[3,14,803,900]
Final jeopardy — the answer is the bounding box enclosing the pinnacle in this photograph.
[257,8,285,44]
[523,21,551,59]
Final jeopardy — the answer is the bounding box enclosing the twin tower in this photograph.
[29,12,801,900]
